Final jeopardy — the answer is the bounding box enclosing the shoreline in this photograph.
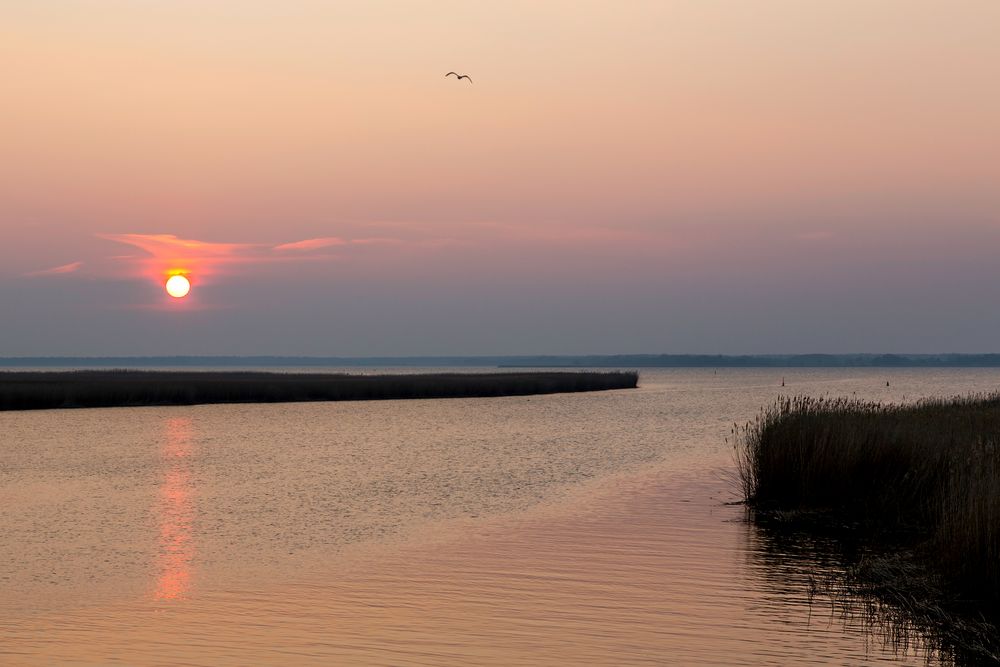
[0,370,638,411]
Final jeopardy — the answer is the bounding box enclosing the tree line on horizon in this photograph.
[4,354,1000,367]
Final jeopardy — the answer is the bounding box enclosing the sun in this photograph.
[165,275,191,298]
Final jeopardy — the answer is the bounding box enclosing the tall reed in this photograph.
[737,393,1000,606]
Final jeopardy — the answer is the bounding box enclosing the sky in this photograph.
[2,1,999,356]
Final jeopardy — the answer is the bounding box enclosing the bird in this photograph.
[445,71,473,83]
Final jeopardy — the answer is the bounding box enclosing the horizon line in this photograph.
[5,353,1000,369]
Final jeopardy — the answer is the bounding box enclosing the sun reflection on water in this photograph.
[154,417,196,600]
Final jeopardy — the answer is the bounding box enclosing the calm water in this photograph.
[2,368,999,665]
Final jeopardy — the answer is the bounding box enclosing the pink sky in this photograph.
[2,1,999,355]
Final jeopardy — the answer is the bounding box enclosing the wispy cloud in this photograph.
[23,223,622,291]
[98,233,261,264]
[23,261,83,277]
[92,233,402,284]
[273,237,347,251]
[21,232,421,287]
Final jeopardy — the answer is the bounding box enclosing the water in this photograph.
[2,368,999,665]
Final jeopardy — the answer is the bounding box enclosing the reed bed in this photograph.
[0,370,638,411]
[736,393,1000,610]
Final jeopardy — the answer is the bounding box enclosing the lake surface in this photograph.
[3,368,999,665]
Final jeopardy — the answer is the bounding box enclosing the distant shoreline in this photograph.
[0,370,638,411]
[5,354,1000,368]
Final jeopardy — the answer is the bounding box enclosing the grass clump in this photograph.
[0,370,638,411]
[736,394,1000,609]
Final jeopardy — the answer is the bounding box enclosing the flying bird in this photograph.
[445,71,473,83]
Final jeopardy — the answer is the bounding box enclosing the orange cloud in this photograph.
[98,233,259,260]
[91,233,418,288]
[22,232,440,291]
[23,261,83,277]
[95,234,261,285]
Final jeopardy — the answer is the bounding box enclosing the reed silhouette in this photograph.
[736,394,1000,660]
[0,370,638,411]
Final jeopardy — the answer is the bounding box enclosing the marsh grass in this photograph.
[0,370,638,411]
[736,394,1000,658]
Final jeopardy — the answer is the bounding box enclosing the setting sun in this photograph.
[165,275,191,298]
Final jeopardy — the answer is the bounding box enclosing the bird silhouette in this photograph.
[445,71,473,83]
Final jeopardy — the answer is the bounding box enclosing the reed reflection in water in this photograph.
[155,417,196,600]
[745,517,988,666]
